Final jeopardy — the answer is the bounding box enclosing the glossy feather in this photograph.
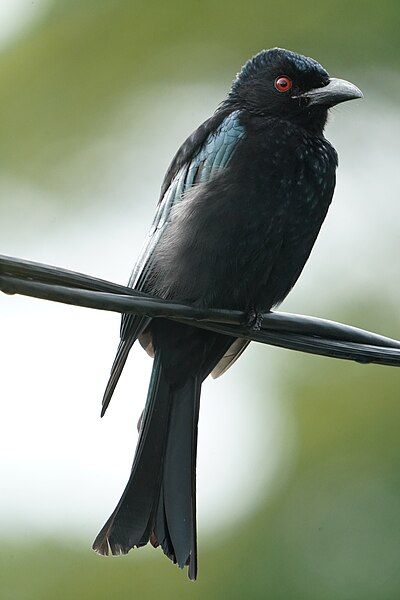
[95,48,360,579]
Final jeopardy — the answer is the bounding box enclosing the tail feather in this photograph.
[93,353,172,554]
[101,317,150,417]
[93,353,201,579]
[153,492,176,563]
[154,378,200,576]
[188,380,200,581]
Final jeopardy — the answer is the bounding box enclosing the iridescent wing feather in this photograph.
[101,110,245,414]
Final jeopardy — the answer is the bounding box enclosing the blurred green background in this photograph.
[0,1,400,599]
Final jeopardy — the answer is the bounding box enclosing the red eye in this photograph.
[274,76,293,93]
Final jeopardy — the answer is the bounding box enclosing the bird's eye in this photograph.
[274,76,293,93]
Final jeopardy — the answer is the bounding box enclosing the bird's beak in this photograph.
[298,77,363,107]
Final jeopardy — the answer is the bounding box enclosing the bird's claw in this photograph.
[246,308,263,331]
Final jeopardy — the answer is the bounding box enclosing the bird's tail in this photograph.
[101,316,151,417]
[93,352,201,580]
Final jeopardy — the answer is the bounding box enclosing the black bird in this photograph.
[92,48,362,579]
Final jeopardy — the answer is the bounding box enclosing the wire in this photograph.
[1,253,400,367]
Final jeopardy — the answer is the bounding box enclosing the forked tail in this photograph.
[93,352,201,580]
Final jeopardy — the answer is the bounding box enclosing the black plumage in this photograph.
[93,48,362,579]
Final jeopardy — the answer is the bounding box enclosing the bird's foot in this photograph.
[246,307,263,331]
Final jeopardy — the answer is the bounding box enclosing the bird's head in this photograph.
[227,48,362,131]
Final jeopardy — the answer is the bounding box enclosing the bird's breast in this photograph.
[149,121,337,312]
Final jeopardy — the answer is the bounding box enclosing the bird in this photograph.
[92,47,362,579]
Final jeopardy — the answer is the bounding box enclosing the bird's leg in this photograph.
[246,306,264,331]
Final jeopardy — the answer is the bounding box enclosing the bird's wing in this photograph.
[158,108,230,201]
[211,338,250,378]
[124,109,245,301]
[101,109,245,415]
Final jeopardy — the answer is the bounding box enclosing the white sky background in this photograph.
[0,1,399,546]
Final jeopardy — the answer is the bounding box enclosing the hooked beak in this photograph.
[298,77,363,107]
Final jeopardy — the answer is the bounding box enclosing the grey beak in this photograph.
[299,77,363,107]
